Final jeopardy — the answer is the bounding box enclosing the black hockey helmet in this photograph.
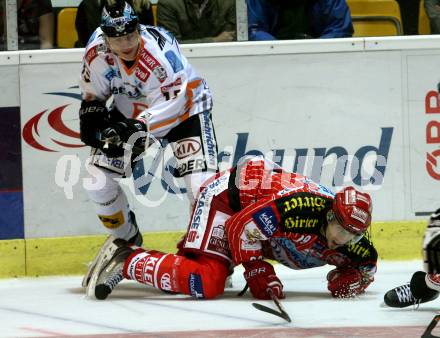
[101,0,139,37]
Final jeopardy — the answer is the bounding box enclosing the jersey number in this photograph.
[162,89,181,101]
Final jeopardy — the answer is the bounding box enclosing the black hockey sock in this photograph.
[410,271,439,300]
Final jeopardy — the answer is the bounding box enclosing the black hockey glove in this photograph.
[99,119,148,157]
[424,208,440,274]
[79,100,109,148]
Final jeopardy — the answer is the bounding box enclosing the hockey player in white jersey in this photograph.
[79,0,218,285]
[384,209,440,308]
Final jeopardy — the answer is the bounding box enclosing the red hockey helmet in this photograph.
[332,186,372,235]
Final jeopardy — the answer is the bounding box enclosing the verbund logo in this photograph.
[425,90,440,180]
[22,92,84,152]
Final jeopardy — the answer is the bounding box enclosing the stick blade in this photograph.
[252,302,292,323]
[422,314,440,338]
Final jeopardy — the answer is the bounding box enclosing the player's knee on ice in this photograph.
[185,256,229,299]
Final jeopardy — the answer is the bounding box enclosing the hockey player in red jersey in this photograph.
[88,156,377,301]
[384,209,440,308]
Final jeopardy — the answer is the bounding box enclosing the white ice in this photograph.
[0,261,438,338]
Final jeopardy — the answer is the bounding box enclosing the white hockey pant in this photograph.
[183,170,217,207]
[84,163,136,240]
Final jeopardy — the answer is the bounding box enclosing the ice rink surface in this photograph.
[1,261,439,338]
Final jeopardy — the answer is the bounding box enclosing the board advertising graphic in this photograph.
[9,43,439,238]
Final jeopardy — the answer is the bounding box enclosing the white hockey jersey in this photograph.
[79,25,213,137]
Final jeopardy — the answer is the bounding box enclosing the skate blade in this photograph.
[85,237,119,299]
[82,236,116,288]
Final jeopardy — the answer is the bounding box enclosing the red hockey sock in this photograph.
[123,249,229,299]
[123,248,178,293]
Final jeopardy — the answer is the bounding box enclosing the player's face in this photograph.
[325,219,359,249]
[106,31,140,61]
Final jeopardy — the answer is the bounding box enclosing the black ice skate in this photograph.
[82,235,116,288]
[82,211,142,288]
[384,271,439,308]
[94,238,134,300]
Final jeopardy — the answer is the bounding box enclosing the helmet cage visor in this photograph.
[332,210,364,245]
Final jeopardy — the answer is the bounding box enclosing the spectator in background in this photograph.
[75,0,154,47]
[0,1,5,50]
[157,0,236,43]
[247,0,353,40]
[396,0,420,35]
[425,0,440,34]
[17,0,54,49]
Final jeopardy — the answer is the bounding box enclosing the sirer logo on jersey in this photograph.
[346,241,371,258]
[284,217,319,230]
[252,206,278,237]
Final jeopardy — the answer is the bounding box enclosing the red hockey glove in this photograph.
[327,267,371,298]
[243,260,284,300]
